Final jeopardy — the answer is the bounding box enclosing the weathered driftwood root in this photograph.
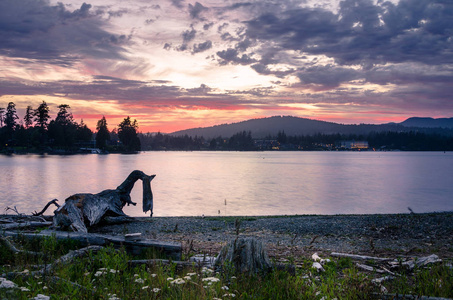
[215,238,273,274]
[32,199,60,216]
[53,170,156,232]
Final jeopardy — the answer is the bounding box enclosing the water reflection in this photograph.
[0,152,452,216]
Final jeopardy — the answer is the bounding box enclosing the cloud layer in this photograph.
[1,0,452,131]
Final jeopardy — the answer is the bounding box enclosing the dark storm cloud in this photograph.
[188,2,208,20]
[0,76,256,109]
[171,0,185,9]
[296,65,362,88]
[182,27,197,43]
[251,63,294,78]
[0,0,128,65]
[225,0,453,95]
[244,0,453,67]
[193,41,213,53]
[217,48,256,65]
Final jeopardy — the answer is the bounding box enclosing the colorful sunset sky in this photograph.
[1,0,452,133]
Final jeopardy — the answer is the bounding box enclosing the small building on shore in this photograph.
[338,140,369,150]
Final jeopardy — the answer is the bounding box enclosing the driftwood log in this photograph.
[53,170,155,232]
[3,230,181,260]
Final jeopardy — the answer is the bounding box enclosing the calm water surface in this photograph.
[1,152,452,216]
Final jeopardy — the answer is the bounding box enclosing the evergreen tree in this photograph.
[0,107,4,127]
[55,104,74,125]
[118,116,141,151]
[34,101,50,130]
[24,105,34,128]
[77,119,94,143]
[96,116,110,150]
[4,102,18,131]
[4,102,19,142]
[48,104,77,147]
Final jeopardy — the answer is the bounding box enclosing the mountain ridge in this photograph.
[169,116,453,139]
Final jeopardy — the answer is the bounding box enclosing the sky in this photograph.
[0,0,452,133]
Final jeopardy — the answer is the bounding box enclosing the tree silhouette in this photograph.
[0,107,5,127]
[118,116,141,151]
[96,116,110,150]
[34,101,50,130]
[24,106,34,128]
[48,104,78,147]
[4,102,18,130]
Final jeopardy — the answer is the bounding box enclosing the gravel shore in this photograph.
[91,212,453,260]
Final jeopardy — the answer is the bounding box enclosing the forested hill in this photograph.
[399,117,453,128]
[169,116,453,139]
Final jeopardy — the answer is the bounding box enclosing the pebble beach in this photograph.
[91,212,453,260]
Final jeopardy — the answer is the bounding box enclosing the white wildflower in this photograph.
[33,294,50,300]
[221,286,229,290]
[142,286,149,290]
[231,276,237,279]
[94,271,105,277]
[186,272,196,276]
[108,294,121,300]
[166,277,174,281]
[171,278,186,285]
[110,269,117,274]
[43,286,48,290]
[134,278,145,284]
[20,286,30,292]
[202,267,213,274]
[150,274,157,278]
[152,288,161,293]
[22,269,30,274]
[223,293,236,297]
[202,277,220,283]
[0,278,17,289]
[84,272,90,276]
[98,268,107,271]
[183,276,192,280]
[134,274,140,277]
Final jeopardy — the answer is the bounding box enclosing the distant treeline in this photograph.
[0,101,140,153]
[2,101,452,153]
[139,130,453,151]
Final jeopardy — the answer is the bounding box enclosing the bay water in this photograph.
[1,151,452,216]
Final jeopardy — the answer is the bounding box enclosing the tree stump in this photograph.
[214,238,272,274]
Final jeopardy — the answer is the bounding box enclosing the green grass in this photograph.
[1,235,452,299]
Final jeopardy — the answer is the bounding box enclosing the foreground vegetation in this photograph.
[1,235,452,299]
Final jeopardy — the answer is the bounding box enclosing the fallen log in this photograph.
[0,221,52,231]
[331,252,392,261]
[3,230,181,260]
